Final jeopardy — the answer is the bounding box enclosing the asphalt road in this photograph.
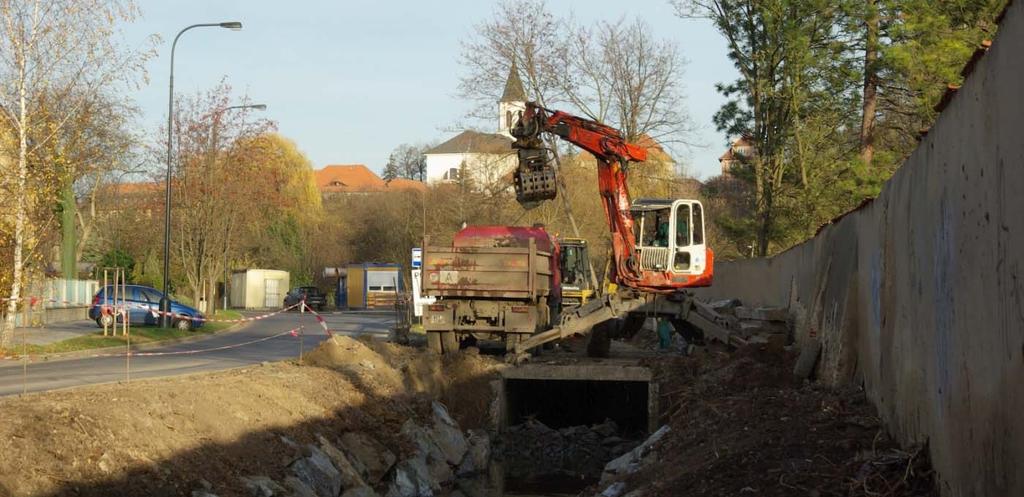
[0,310,395,397]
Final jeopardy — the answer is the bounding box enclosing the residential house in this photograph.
[315,164,425,197]
[718,136,756,175]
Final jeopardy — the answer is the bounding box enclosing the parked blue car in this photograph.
[88,284,205,331]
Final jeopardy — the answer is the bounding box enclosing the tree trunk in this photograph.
[60,177,77,279]
[2,69,29,350]
[756,186,773,257]
[860,0,879,166]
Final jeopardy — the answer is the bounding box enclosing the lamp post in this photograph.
[213,104,267,312]
[161,21,243,328]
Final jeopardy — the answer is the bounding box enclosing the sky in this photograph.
[123,0,738,180]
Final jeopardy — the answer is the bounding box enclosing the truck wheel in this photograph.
[427,332,443,354]
[587,321,612,358]
[441,332,459,354]
[619,313,646,339]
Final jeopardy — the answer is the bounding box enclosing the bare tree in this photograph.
[383,143,431,181]
[458,0,567,118]
[167,83,274,308]
[559,18,695,146]
[0,0,151,349]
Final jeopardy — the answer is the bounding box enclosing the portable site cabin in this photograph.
[338,263,402,310]
[230,269,290,309]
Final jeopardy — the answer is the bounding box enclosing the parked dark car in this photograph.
[283,286,326,311]
[88,285,205,331]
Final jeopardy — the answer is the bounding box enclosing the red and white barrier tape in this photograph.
[2,296,303,324]
[3,326,307,361]
[301,302,333,337]
[131,327,304,357]
[144,303,302,323]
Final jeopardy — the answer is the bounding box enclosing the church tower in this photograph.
[499,60,527,137]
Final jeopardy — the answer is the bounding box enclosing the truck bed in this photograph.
[422,243,552,300]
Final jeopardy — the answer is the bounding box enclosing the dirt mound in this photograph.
[439,349,504,429]
[610,344,938,497]
[0,340,503,497]
[303,335,406,392]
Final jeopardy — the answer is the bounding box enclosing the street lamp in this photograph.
[161,21,243,328]
[213,103,267,312]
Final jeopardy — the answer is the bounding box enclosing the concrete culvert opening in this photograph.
[495,363,658,489]
[504,378,650,436]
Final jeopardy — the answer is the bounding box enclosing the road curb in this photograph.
[0,320,254,364]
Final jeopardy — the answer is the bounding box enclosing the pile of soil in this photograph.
[0,336,502,497]
[615,342,938,497]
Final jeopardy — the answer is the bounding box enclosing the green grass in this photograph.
[6,309,245,356]
[204,309,243,333]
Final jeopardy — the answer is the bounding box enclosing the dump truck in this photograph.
[421,225,561,353]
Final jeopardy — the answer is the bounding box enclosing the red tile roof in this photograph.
[385,178,427,192]
[316,164,387,193]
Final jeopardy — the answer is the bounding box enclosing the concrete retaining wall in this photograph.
[695,3,1024,495]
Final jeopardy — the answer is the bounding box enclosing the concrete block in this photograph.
[734,306,789,322]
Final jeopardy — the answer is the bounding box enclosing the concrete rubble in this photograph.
[190,400,491,497]
[499,418,638,479]
[599,425,671,487]
[589,425,671,497]
[708,300,791,339]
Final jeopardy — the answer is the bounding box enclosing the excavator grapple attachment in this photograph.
[513,148,558,205]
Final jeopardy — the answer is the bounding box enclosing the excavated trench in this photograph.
[473,362,657,496]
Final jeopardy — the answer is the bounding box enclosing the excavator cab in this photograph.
[557,237,595,308]
[630,198,708,278]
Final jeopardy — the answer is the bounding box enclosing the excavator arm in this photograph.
[511,102,712,293]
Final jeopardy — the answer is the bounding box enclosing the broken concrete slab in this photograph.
[793,338,822,380]
[428,401,468,466]
[282,477,318,497]
[341,486,380,497]
[708,298,742,315]
[240,475,287,497]
[385,458,434,497]
[339,432,397,484]
[734,306,790,322]
[456,430,490,476]
[318,435,367,490]
[738,320,790,336]
[600,425,670,484]
[289,445,343,497]
[400,420,452,487]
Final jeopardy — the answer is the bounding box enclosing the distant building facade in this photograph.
[718,136,756,176]
[424,61,527,188]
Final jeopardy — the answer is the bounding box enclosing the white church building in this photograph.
[424,63,527,188]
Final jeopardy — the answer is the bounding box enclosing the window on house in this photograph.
[443,167,460,181]
[506,110,513,129]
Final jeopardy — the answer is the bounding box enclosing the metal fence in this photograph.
[9,278,98,327]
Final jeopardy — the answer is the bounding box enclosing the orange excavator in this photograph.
[511,102,714,292]
[505,103,732,360]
